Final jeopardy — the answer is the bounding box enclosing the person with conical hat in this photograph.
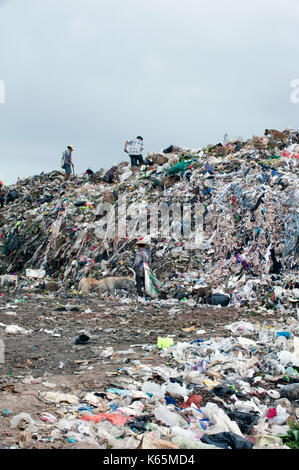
[132,238,151,297]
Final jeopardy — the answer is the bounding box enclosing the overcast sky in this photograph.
[0,0,298,185]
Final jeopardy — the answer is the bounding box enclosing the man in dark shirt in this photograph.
[103,166,118,184]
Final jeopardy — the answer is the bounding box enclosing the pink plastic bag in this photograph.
[81,413,130,426]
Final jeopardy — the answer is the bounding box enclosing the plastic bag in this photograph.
[227,411,259,434]
[279,383,299,401]
[201,431,253,449]
[25,269,46,279]
[141,381,165,399]
[267,405,289,425]
[10,413,35,429]
[144,263,162,298]
[157,337,174,349]
[154,405,188,428]
[207,293,230,306]
[166,160,193,176]
[81,413,130,426]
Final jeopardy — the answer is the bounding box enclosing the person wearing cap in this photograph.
[0,181,5,208]
[124,136,145,171]
[64,145,74,180]
[132,239,151,297]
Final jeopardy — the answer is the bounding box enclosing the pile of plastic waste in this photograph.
[0,127,298,450]
[2,315,299,449]
[0,128,297,311]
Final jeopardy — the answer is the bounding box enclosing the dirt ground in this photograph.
[0,289,295,449]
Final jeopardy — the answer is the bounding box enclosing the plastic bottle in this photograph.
[154,405,188,428]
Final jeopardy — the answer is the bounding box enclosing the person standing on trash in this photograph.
[0,181,5,208]
[124,136,145,172]
[63,145,74,180]
[132,239,151,297]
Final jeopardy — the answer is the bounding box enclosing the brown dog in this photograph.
[97,268,136,296]
[78,277,102,294]
[264,129,288,144]
[195,286,212,305]
[78,269,136,296]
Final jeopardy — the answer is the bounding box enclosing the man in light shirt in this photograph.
[124,136,145,171]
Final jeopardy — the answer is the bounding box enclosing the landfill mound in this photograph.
[0,128,298,307]
[0,128,298,450]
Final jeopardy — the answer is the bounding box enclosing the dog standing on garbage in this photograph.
[0,274,18,290]
[264,129,289,144]
[97,269,136,296]
[78,269,136,296]
[78,277,102,294]
[195,286,212,305]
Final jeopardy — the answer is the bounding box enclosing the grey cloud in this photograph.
[0,0,298,184]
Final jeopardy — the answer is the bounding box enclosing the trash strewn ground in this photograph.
[0,128,298,449]
[0,294,298,449]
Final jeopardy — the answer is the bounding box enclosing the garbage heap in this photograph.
[0,128,299,450]
[5,317,299,450]
[0,128,298,310]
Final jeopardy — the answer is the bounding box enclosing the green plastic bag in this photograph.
[157,337,174,349]
[144,263,162,298]
[166,160,193,176]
